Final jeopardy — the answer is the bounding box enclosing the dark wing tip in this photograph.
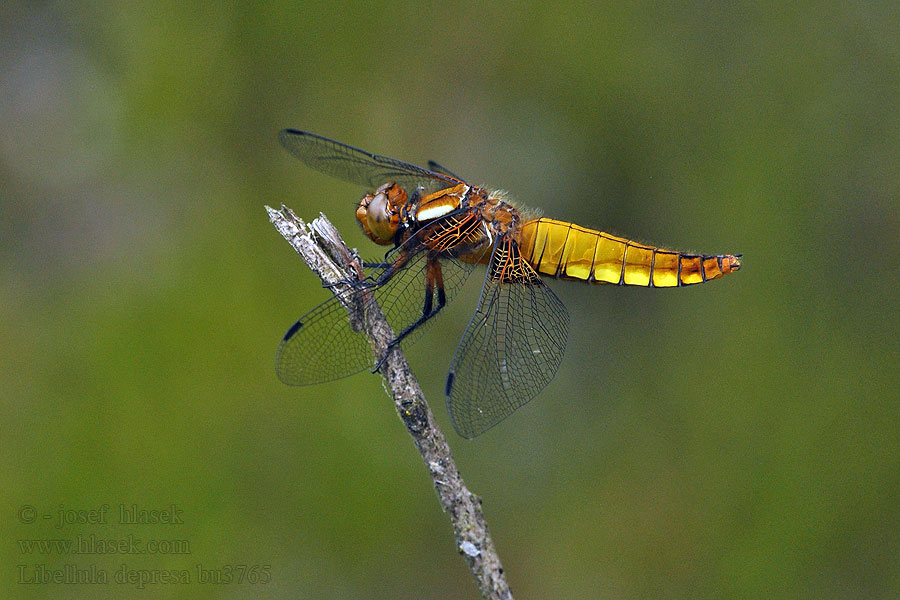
[445,372,473,439]
[444,371,455,396]
[445,373,482,439]
[283,320,303,341]
[278,128,317,147]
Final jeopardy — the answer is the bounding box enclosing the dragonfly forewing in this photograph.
[279,129,460,194]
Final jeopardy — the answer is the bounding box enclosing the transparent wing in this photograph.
[276,241,480,386]
[427,160,464,181]
[279,129,461,194]
[446,240,570,438]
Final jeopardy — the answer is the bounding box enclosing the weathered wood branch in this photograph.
[266,205,513,600]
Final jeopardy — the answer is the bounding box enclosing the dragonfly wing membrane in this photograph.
[279,129,458,194]
[277,238,479,386]
[374,250,478,350]
[446,239,570,438]
[427,160,464,181]
[276,288,373,385]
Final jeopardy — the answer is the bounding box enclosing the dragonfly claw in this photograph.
[371,338,401,373]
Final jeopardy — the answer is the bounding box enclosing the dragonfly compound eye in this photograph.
[357,183,402,245]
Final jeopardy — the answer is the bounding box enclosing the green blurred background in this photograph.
[2,2,899,598]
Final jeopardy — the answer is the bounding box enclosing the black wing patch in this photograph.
[427,160,464,181]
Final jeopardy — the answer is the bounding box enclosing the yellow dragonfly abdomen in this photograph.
[518,218,741,287]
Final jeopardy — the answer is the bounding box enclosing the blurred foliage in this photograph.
[2,1,899,599]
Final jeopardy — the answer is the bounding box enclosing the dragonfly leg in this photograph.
[371,257,447,373]
[324,251,411,290]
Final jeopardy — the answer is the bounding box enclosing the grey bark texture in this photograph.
[267,206,513,600]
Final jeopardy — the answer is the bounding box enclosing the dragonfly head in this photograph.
[356,182,407,245]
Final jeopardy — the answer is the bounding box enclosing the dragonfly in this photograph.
[275,129,742,438]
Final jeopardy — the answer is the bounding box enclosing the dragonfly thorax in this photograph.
[413,183,472,224]
[358,182,480,246]
[481,192,524,238]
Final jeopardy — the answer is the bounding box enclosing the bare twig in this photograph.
[267,205,513,600]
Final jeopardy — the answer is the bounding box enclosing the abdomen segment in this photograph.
[518,218,741,287]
